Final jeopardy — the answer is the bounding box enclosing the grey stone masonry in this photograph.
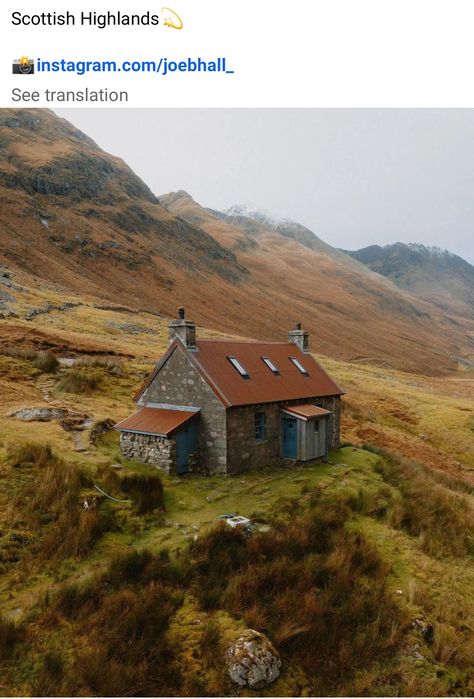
[120,432,176,473]
[139,344,227,474]
[226,395,341,474]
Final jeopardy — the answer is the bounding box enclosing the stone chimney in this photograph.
[168,307,196,348]
[288,322,309,352]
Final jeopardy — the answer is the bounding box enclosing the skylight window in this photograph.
[262,357,279,374]
[228,356,249,378]
[290,357,309,375]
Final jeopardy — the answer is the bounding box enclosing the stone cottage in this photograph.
[115,309,343,475]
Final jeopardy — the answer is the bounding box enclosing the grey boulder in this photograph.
[226,629,281,688]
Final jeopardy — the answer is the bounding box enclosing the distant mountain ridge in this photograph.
[345,242,474,315]
[160,191,473,374]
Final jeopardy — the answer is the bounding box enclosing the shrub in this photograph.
[57,368,102,394]
[77,357,123,374]
[191,497,403,690]
[50,551,184,696]
[1,347,58,373]
[13,449,115,563]
[8,441,56,469]
[32,350,59,373]
[373,449,474,557]
[0,615,20,659]
[120,473,165,514]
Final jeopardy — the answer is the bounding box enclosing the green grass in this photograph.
[2,445,474,695]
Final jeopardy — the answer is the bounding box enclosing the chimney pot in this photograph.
[178,307,185,319]
[296,322,301,330]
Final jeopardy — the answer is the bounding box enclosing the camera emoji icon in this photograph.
[12,57,35,74]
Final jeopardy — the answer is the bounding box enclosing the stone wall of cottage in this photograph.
[120,432,176,473]
[139,346,227,474]
[226,395,341,474]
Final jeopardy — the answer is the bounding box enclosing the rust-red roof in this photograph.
[135,338,343,408]
[283,404,332,420]
[115,407,198,436]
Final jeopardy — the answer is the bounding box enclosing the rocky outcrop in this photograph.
[9,406,92,431]
[9,407,66,422]
[226,629,281,688]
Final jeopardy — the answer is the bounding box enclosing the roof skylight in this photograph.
[228,356,249,378]
[290,357,309,375]
[262,357,279,374]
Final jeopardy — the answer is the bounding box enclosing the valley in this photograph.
[0,107,473,696]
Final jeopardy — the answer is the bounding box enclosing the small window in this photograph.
[255,412,266,441]
[262,356,279,374]
[290,357,309,375]
[228,356,249,378]
[313,421,319,433]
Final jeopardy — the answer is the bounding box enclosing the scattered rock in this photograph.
[25,302,80,321]
[396,589,404,596]
[111,463,123,470]
[412,617,434,644]
[58,357,81,367]
[9,407,66,422]
[226,629,281,688]
[106,321,155,335]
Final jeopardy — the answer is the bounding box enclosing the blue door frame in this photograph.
[282,417,298,458]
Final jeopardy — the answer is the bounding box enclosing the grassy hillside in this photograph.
[0,280,473,696]
[1,108,473,376]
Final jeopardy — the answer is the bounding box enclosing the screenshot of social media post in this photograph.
[0,2,473,698]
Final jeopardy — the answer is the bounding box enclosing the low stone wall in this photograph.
[119,431,176,474]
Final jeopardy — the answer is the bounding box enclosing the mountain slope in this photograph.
[160,191,473,375]
[345,243,474,317]
[0,109,472,375]
[0,110,245,308]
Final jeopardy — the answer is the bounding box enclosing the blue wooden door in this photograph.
[176,428,189,474]
[282,417,298,458]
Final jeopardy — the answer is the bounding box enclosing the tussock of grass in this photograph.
[191,492,404,691]
[96,465,165,514]
[121,473,165,514]
[49,550,184,695]
[1,347,58,373]
[57,368,102,394]
[0,615,20,660]
[368,447,474,557]
[10,444,116,564]
[7,441,55,468]
[77,357,123,373]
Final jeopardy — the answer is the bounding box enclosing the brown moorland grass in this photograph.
[190,493,405,692]
[56,367,102,394]
[1,347,59,373]
[7,443,117,565]
[367,447,474,558]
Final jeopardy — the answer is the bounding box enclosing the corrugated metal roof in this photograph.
[283,404,332,420]
[115,406,198,436]
[135,338,344,408]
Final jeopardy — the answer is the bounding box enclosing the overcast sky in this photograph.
[56,109,474,263]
